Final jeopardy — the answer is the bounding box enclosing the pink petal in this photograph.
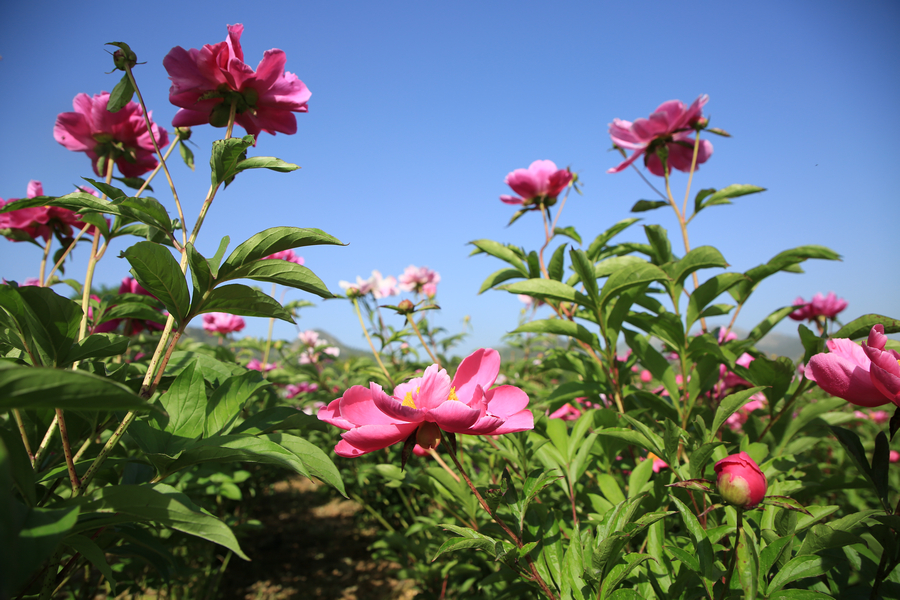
[484,385,530,417]
[607,148,645,174]
[427,401,481,433]
[336,422,418,457]
[488,409,534,435]
[500,195,524,205]
[340,385,406,426]
[317,398,353,430]
[452,348,500,405]
[805,352,890,407]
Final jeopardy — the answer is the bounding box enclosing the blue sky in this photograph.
[1,1,898,355]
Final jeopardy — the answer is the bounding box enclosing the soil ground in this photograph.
[219,477,418,600]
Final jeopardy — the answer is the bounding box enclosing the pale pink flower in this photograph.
[608,95,712,177]
[399,265,440,295]
[202,312,245,335]
[285,381,319,399]
[323,347,340,357]
[298,330,322,348]
[548,403,582,421]
[500,160,573,206]
[318,348,533,457]
[370,271,399,299]
[264,250,304,264]
[422,282,437,298]
[163,24,310,138]
[54,92,168,177]
[339,276,374,296]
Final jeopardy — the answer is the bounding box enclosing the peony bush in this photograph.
[2,25,900,600]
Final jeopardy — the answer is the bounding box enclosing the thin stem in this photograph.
[43,222,90,286]
[56,409,81,492]
[630,162,667,200]
[443,436,557,600]
[135,141,178,198]
[537,204,552,279]
[428,448,460,482]
[225,99,237,140]
[38,236,52,286]
[76,158,113,344]
[124,64,186,248]
[406,313,440,367]
[12,409,34,465]
[717,508,743,600]
[260,283,278,379]
[33,414,58,468]
[353,298,395,387]
[682,131,702,218]
[151,330,184,390]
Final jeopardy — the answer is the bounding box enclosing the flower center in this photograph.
[448,387,459,402]
[402,386,421,409]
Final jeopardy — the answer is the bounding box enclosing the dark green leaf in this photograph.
[62,333,129,365]
[643,224,673,265]
[686,272,747,329]
[196,284,295,323]
[767,555,827,594]
[204,371,269,437]
[233,156,300,174]
[598,262,669,309]
[122,242,190,325]
[0,362,152,410]
[547,244,567,281]
[832,314,900,339]
[217,260,333,299]
[670,246,728,287]
[630,200,669,213]
[210,135,254,187]
[108,74,136,112]
[218,227,343,280]
[587,218,641,261]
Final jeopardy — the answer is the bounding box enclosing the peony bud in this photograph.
[416,422,441,450]
[397,299,415,315]
[714,452,767,509]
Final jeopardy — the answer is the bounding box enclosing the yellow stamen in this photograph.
[402,391,417,409]
[448,386,459,401]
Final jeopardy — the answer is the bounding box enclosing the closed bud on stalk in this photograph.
[397,299,415,315]
[416,422,441,450]
[714,452,767,509]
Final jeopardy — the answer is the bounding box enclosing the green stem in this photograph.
[42,222,89,287]
[32,414,58,468]
[261,283,277,379]
[406,313,440,367]
[38,235,52,287]
[353,297,395,387]
[12,409,34,465]
[717,508,743,600]
[125,63,187,248]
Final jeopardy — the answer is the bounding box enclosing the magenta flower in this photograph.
[714,452,767,509]
[318,348,533,457]
[500,160,573,206]
[789,292,847,321]
[608,95,713,176]
[805,327,893,407]
[264,249,304,264]
[399,265,440,295]
[54,93,168,178]
[247,358,277,372]
[163,24,311,138]
[644,453,669,473]
[863,325,900,405]
[285,381,319,399]
[548,403,582,421]
[202,312,245,335]
[0,181,91,243]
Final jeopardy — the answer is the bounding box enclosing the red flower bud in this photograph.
[714,452,767,509]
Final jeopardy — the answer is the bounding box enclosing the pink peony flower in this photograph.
[645,452,669,473]
[715,452,767,509]
[54,93,168,178]
[163,24,311,138]
[264,249,304,264]
[891,450,900,463]
[285,382,319,399]
[639,370,653,383]
[298,330,322,348]
[608,95,712,177]
[500,160,573,206]
[862,325,900,405]
[805,327,893,407]
[247,358,277,372]
[0,181,91,243]
[725,393,768,432]
[318,348,533,457]
[399,265,440,295]
[789,292,847,322]
[548,403,582,421]
[202,312,245,335]
[339,276,375,296]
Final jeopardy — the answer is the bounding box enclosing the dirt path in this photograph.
[219,477,417,600]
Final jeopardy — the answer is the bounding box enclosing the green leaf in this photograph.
[204,371,269,437]
[689,442,723,480]
[82,178,127,200]
[186,243,214,312]
[501,279,593,307]
[709,387,766,441]
[179,140,195,170]
[643,224,673,265]
[670,497,718,591]
[155,359,206,439]
[478,268,523,293]
[111,196,173,233]
[511,319,598,346]
[107,73,135,112]
[554,225,582,244]
[0,362,152,411]
[233,156,300,175]
[767,555,827,594]
[730,246,841,305]
[232,406,324,435]
[547,243,567,282]
[216,260,333,299]
[161,434,310,481]
[0,427,35,506]
[208,235,231,277]
[218,227,343,281]
[570,248,600,308]
[587,218,641,261]
[210,135,254,187]
[686,272,747,329]
[83,483,248,559]
[9,505,80,591]
[630,200,669,213]
[596,428,658,456]
[196,284,295,323]
[122,242,190,325]
[64,534,117,592]
[272,433,346,496]
[598,261,669,309]
[670,246,728,287]
[832,314,900,339]
[469,239,528,274]
[695,184,766,214]
[431,526,509,562]
[62,333,129,365]
[746,306,796,344]
[736,527,759,600]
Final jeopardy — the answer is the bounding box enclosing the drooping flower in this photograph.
[54,92,168,177]
[789,292,847,322]
[399,265,440,295]
[318,348,533,457]
[805,327,893,407]
[608,95,713,177]
[500,160,573,206]
[714,452,767,509]
[163,24,311,138]
[264,249,304,264]
[202,312,245,335]
[0,181,91,243]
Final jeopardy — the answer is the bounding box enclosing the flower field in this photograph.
[2,18,900,600]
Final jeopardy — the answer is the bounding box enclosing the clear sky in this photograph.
[1,1,898,355]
